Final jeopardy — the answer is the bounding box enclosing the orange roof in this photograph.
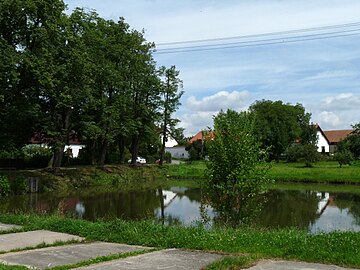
[324,130,353,143]
[189,131,214,143]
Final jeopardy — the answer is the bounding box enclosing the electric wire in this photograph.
[153,21,360,54]
[156,21,360,46]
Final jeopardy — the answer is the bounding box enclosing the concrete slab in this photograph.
[0,223,22,231]
[0,242,150,269]
[0,230,83,252]
[76,249,223,270]
[247,260,358,270]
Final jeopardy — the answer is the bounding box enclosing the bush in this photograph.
[334,150,353,168]
[164,152,172,163]
[22,145,52,168]
[0,175,11,196]
[286,144,320,167]
[11,175,28,195]
[286,144,302,162]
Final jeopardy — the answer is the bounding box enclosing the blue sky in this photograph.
[65,0,360,136]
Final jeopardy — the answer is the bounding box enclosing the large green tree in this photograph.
[249,100,313,161]
[0,1,183,168]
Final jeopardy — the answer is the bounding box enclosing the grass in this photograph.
[1,213,360,269]
[268,161,360,183]
[0,265,28,270]
[164,160,360,184]
[163,161,207,179]
[50,249,158,270]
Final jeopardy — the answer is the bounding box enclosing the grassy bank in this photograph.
[0,213,360,269]
[0,165,167,194]
[164,161,360,184]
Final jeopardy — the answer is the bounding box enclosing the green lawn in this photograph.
[0,213,360,269]
[165,160,360,184]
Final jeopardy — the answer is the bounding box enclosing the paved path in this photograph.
[247,260,358,270]
[0,222,358,269]
[0,230,84,252]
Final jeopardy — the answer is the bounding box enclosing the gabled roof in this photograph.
[189,131,215,143]
[314,124,330,145]
[30,132,83,145]
[323,129,353,144]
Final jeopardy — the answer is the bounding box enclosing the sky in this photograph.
[65,0,360,137]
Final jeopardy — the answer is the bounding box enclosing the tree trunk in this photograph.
[159,124,167,166]
[118,136,125,164]
[52,144,65,168]
[90,140,96,165]
[130,135,140,165]
[99,139,108,165]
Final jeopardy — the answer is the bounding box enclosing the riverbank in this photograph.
[164,161,360,184]
[0,165,168,194]
[0,213,359,269]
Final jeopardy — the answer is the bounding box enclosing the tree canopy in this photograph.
[249,100,314,161]
[205,109,271,225]
[0,0,183,167]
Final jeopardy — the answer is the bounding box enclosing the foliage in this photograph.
[334,150,353,168]
[286,144,302,162]
[205,109,271,225]
[0,175,10,196]
[249,100,313,161]
[186,139,207,161]
[10,175,28,195]
[164,152,172,164]
[158,66,184,166]
[300,143,320,167]
[338,122,360,160]
[22,145,52,168]
[0,149,23,159]
[0,1,181,168]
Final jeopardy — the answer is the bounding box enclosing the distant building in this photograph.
[30,132,85,158]
[165,145,189,159]
[323,129,353,153]
[189,126,354,155]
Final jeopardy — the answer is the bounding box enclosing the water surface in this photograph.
[1,184,360,233]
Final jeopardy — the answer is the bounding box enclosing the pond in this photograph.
[1,184,360,233]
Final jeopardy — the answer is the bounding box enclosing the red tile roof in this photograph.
[324,130,353,144]
[189,131,214,143]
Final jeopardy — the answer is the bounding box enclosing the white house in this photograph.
[315,124,330,153]
[315,124,353,154]
[165,145,189,159]
[30,133,85,158]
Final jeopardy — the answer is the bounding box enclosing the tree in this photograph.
[186,139,205,161]
[339,123,360,159]
[158,66,183,166]
[205,109,271,225]
[249,100,312,161]
[334,150,353,168]
[0,1,182,168]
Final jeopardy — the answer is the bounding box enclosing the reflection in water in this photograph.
[1,186,360,233]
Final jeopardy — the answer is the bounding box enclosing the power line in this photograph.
[154,32,360,54]
[155,28,360,53]
[156,21,360,46]
[153,24,360,54]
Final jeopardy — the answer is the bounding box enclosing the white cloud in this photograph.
[304,70,358,81]
[187,90,251,112]
[178,111,216,137]
[318,111,341,128]
[321,93,360,110]
[179,90,251,136]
